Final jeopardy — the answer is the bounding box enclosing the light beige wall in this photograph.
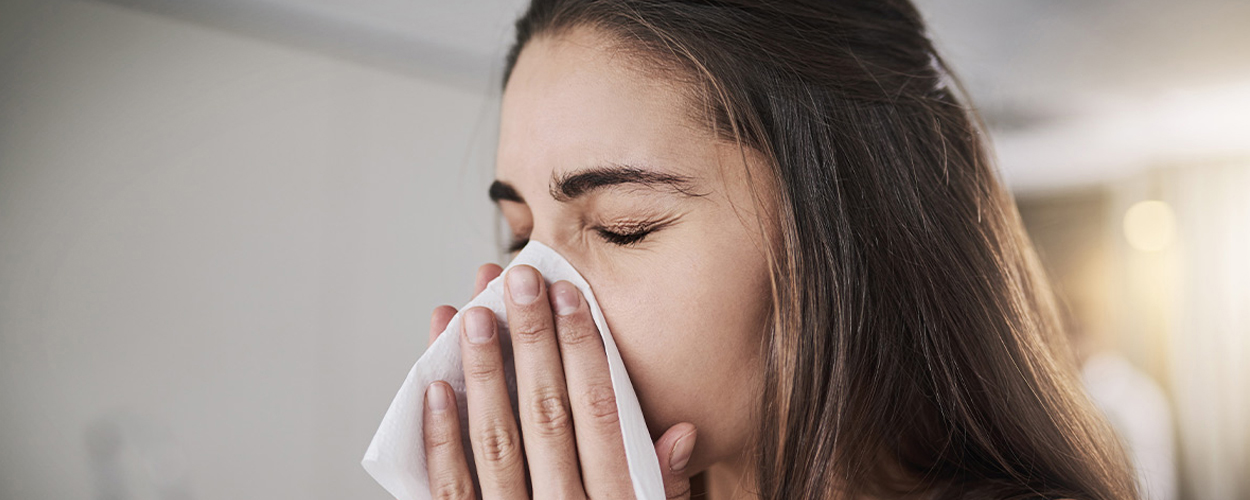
[0,1,500,498]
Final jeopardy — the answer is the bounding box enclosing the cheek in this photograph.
[592,243,771,460]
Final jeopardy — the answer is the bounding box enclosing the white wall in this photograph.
[0,1,501,498]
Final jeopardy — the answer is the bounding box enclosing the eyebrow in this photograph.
[488,163,707,204]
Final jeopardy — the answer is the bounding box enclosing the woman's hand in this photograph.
[423,263,699,499]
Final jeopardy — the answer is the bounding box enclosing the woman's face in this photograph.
[494,27,775,473]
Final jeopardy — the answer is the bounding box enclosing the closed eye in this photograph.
[505,224,659,253]
[595,227,653,246]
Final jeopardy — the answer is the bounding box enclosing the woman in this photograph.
[421,1,1138,498]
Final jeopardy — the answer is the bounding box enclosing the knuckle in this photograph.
[431,477,474,500]
[529,389,572,437]
[511,322,554,345]
[666,483,692,499]
[556,317,598,346]
[475,420,521,463]
[463,358,501,384]
[582,383,620,426]
[424,420,460,453]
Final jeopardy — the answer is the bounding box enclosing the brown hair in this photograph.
[503,1,1137,498]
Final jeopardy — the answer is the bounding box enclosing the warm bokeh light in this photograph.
[1123,200,1177,252]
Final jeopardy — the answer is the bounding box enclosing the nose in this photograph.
[512,235,593,283]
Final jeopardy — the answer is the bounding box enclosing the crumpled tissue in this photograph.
[361,240,664,499]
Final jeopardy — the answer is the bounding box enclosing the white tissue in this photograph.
[362,240,664,499]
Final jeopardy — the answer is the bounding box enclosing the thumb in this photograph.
[654,422,697,500]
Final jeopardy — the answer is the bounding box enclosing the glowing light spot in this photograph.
[1123,200,1177,252]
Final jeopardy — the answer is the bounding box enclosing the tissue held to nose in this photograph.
[361,240,668,499]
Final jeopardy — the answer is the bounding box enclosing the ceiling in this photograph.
[95,0,1250,192]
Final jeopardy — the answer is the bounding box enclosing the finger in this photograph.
[474,263,504,297]
[423,381,475,500]
[653,423,697,500]
[429,305,458,348]
[549,280,631,498]
[504,265,583,497]
[459,306,527,499]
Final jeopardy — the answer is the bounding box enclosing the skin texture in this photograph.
[425,26,776,499]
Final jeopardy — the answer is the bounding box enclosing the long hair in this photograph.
[502,1,1138,498]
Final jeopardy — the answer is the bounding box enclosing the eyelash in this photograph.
[507,224,657,253]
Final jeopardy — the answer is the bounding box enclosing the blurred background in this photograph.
[1,0,1246,499]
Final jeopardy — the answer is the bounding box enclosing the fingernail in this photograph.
[427,382,450,412]
[507,266,540,305]
[465,308,494,344]
[669,431,695,473]
[552,281,579,316]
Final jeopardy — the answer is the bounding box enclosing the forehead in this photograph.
[496,28,711,194]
